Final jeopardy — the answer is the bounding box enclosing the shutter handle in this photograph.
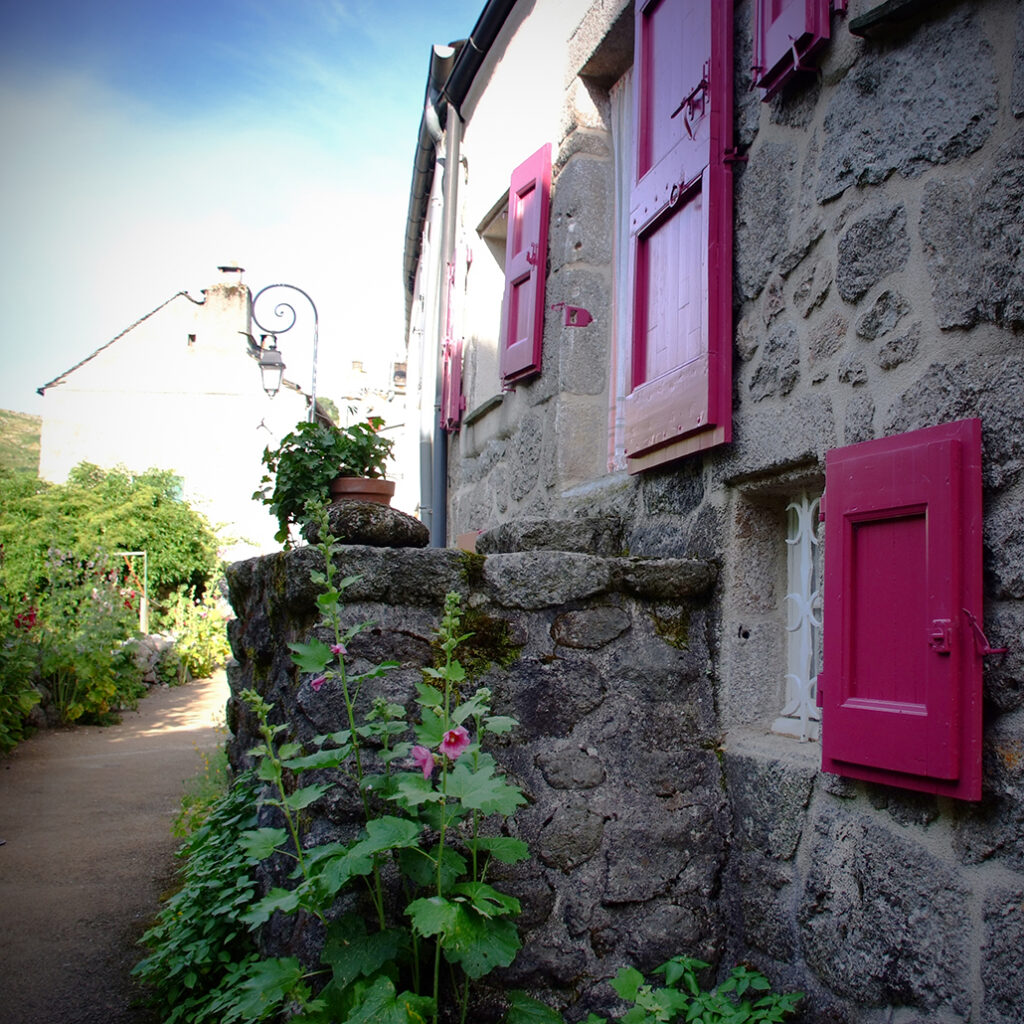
[526,242,539,267]
[962,608,1009,657]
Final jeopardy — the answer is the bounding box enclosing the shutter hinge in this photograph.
[962,608,1009,657]
[723,148,748,165]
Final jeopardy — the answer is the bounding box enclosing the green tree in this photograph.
[0,464,221,603]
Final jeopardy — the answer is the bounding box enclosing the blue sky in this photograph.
[0,0,482,415]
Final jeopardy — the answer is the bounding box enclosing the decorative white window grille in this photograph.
[773,492,822,741]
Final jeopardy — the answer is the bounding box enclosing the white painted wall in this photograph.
[39,269,310,559]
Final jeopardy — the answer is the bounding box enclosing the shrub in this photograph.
[155,587,232,686]
[134,773,261,1024]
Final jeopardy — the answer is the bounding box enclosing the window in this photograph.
[820,419,985,801]
[624,0,734,473]
[500,144,552,385]
[772,492,823,741]
[751,0,833,101]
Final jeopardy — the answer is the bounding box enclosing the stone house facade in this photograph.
[397,0,1024,1019]
[38,266,312,558]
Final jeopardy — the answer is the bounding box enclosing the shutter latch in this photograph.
[929,619,953,654]
[962,608,1009,657]
[670,63,710,138]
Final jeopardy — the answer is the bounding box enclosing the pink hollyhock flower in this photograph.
[331,643,347,656]
[412,745,434,780]
[310,675,327,692]
[439,726,471,761]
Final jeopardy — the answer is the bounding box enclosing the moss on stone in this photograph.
[432,607,522,680]
[651,608,691,650]
[458,551,487,588]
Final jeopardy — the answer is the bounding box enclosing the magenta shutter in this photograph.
[624,0,733,473]
[500,144,552,384]
[820,419,985,801]
[441,338,465,433]
[752,0,831,100]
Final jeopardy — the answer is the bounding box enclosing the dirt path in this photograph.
[0,673,230,1024]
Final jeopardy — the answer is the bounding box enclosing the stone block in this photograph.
[477,516,625,556]
[920,128,1024,330]
[885,358,1024,492]
[877,323,920,371]
[538,798,605,870]
[549,156,613,270]
[817,6,997,202]
[748,322,800,402]
[491,655,607,739]
[836,205,910,304]
[551,606,631,649]
[808,312,848,364]
[536,743,605,789]
[483,551,612,609]
[725,748,817,859]
[799,810,971,1012]
[981,885,1024,1022]
[855,289,910,340]
[844,393,875,446]
[735,142,798,300]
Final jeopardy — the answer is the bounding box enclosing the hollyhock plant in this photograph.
[310,675,327,692]
[331,643,346,656]
[412,745,434,780]
[439,726,470,761]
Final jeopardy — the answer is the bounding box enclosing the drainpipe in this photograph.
[431,107,462,547]
[403,0,517,546]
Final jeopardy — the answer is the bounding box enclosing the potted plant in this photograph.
[253,416,395,543]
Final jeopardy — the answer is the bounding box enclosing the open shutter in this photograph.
[752,0,832,100]
[820,419,985,801]
[624,0,733,474]
[441,338,465,433]
[500,144,552,384]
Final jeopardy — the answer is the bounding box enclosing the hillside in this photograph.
[0,409,41,476]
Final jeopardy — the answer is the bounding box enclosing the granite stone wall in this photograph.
[437,1,1024,1021]
[225,523,726,1021]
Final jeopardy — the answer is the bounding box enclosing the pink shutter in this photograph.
[624,0,733,473]
[500,144,552,384]
[820,419,985,801]
[441,338,465,433]
[752,0,831,100]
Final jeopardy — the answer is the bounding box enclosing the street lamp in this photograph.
[250,283,319,421]
[242,332,287,397]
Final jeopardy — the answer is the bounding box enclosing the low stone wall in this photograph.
[225,526,724,1019]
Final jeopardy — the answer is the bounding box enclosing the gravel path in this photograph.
[0,673,230,1024]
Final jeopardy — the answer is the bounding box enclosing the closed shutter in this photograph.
[500,144,552,384]
[820,419,985,801]
[752,0,831,100]
[624,0,733,473]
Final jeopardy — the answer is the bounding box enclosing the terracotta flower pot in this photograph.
[329,477,396,506]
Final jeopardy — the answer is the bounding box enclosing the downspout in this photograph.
[431,108,462,547]
[402,0,517,545]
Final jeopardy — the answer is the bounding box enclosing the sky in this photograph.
[0,0,483,416]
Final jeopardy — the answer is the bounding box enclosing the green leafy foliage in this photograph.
[135,504,548,1024]
[0,464,222,742]
[134,774,262,1024]
[253,416,395,543]
[0,464,220,603]
[584,957,803,1024]
[156,587,232,685]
